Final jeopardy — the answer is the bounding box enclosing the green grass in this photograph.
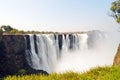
[4,65,120,80]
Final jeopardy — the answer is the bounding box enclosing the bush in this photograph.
[17,69,26,76]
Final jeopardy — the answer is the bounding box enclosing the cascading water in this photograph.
[25,34,58,73]
[24,30,118,73]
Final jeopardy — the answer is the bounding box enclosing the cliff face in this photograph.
[113,44,120,65]
[0,35,47,77]
[0,35,26,76]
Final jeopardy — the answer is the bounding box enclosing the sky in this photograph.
[0,0,119,32]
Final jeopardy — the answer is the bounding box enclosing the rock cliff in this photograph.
[0,35,48,77]
[113,44,120,65]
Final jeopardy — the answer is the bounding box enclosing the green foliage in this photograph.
[4,65,120,80]
[17,69,26,76]
[0,28,3,35]
[0,25,83,34]
[110,0,120,23]
[110,4,117,12]
[10,29,18,33]
[0,25,25,34]
[10,29,20,34]
[0,28,3,41]
[0,25,60,34]
[1,25,13,32]
[117,16,120,23]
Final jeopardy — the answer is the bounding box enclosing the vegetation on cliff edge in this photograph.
[4,65,120,80]
[0,25,86,35]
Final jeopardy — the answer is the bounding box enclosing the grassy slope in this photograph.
[4,65,120,80]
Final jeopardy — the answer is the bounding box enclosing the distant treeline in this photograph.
[0,25,60,35]
[0,25,86,35]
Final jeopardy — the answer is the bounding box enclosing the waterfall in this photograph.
[25,34,58,73]
[24,31,113,73]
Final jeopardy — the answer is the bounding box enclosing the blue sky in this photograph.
[0,0,119,32]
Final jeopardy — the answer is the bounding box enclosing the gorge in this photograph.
[0,30,118,77]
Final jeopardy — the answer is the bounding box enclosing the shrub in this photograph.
[17,69,26,76]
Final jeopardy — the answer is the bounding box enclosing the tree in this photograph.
[110,0,120,23]
[1,25,13,32]
[10,29,18,34]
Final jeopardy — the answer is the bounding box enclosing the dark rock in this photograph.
[25,35,31,50]
[0,35,26,77]
[69,34,74,49]
[58,35,63,50]
[0,35,48,78]
[33,35,38,54]
[26,68,48,75]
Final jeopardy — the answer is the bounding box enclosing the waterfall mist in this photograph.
[24,30,120,73]
[54,31,119,73]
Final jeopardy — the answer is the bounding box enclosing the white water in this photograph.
[25,30,119,73]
